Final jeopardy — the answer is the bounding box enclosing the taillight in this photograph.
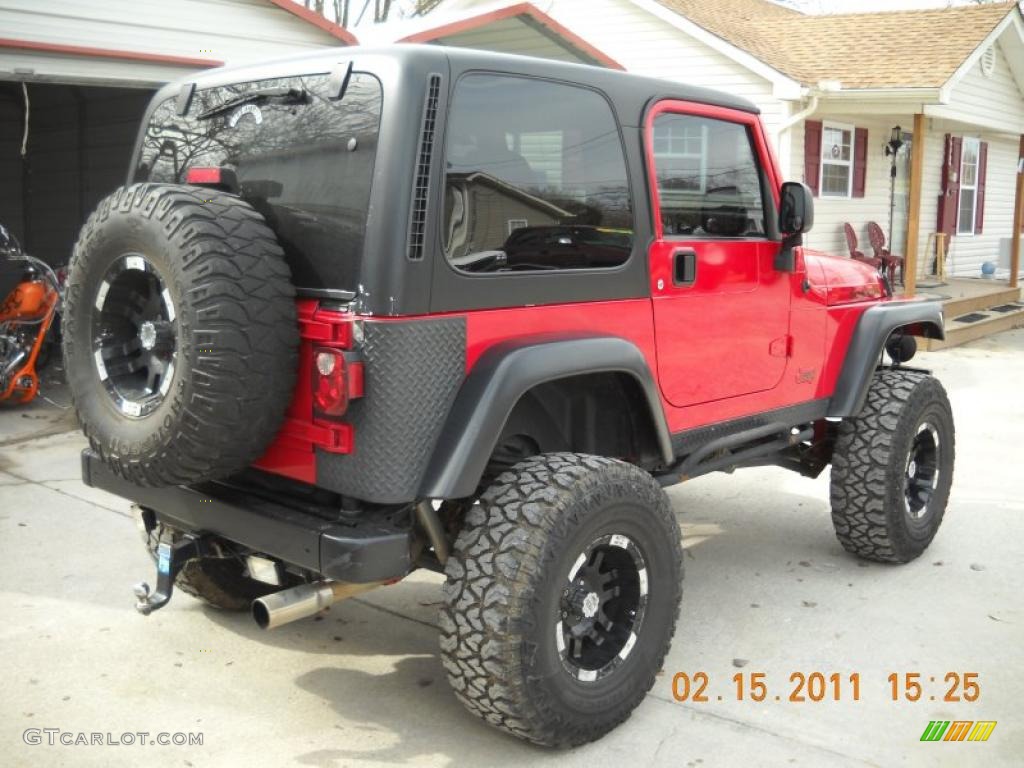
[312,348,363,416]
[185,166,238,191]
[313,349,348,415]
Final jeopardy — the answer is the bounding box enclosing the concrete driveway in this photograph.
[2,331,1022,767]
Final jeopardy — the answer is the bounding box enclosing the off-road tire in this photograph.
[440,453,683,747]
[142,519,290,611]
[63,184,297,486]
[830,370,955,563]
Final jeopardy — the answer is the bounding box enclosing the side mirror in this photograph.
[775,181,813,272]
[779,181,814,235]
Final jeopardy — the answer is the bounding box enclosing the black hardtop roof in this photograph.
[171,44,760,118]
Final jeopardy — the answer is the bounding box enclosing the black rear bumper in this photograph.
[81,450,412,583]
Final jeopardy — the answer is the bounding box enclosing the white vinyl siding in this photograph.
[942,131,1020,278]
[792,116,1020,280]
[941,39,1024,134]
[788,114,892,257]
[907,126,1017,281]
[0,0,344,87]
[542,0,785,135]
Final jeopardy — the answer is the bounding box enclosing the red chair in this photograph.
[866,221,904,285]
[843,223,883,271]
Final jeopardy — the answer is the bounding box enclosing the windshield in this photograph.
[134,72,383,292]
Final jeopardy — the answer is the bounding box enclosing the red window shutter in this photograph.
[936,134,962,237]
[804,120,822,197]
[975,141,988,234]
[852,127,868,198]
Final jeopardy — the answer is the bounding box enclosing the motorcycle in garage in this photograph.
[0,222,61,405]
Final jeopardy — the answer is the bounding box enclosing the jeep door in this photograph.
[645,101,791,408]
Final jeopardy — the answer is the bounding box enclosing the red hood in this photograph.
[803,249,885,305]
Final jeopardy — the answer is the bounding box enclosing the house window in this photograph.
[820,121,854,197]
[958,137,980,235]
[653,121,708,192]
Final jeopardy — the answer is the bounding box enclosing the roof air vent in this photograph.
[981,47,995,78]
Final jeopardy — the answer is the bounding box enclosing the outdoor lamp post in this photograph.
[886,125,904,245]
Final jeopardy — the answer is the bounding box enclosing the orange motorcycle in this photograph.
[0,223,61,404]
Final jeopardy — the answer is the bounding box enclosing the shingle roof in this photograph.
[654,0,1019,89]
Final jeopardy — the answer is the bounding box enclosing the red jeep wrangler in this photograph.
[64,46,953,747]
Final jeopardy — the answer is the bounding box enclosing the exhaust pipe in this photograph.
[3,349,26,377]
[253,580,384,630]
[415,500,450,565]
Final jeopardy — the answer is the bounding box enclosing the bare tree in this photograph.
[334,0,349,26]
[302,0,445,26]
[412,0,444,15]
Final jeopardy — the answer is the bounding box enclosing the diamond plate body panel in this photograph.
[317,316,466,503]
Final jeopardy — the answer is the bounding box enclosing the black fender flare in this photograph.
[418,335,673,499]
[827,299,945,418]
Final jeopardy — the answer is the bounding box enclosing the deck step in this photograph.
[917,284,1021,318]
[925,301,1024,350]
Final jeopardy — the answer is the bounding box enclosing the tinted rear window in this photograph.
[134,72,382,291]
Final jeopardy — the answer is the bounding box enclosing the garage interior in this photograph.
[0,82,153,267]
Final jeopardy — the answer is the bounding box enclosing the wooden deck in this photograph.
[915,278,1024,349]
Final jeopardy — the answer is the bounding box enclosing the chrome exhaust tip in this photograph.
[253,580,384,630]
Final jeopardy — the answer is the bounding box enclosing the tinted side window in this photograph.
[443,74,633,273]
[652,114,766,238]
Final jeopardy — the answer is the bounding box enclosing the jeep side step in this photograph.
[656,423,815,486]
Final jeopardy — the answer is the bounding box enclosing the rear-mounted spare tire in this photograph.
[63,184,298,486]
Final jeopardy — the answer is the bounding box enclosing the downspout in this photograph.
[776,81,841,145]
[777,92,819,139]
[772,92,817,184]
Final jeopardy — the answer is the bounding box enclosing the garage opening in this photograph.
[0,82,153,267]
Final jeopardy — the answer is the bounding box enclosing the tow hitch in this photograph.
[133,528,212,615]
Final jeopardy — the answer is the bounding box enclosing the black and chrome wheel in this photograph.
[62,184,298,486]
[830,370,955,563]
[904,422,941,522]
[557,533,648,683]
[92,253,178,419]
[440,453,682,747]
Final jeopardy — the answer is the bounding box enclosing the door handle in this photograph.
[672,248,697,286]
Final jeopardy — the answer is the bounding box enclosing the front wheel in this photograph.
[439,453,683,747]
[830,370,955,563]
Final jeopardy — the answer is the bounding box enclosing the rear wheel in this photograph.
[830,370,955,563]
[440,453,682,747]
